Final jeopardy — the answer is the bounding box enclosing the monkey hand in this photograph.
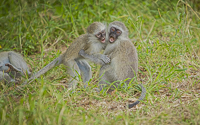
[100,55,110,64]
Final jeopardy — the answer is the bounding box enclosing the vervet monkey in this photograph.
[23,22,110,89]
[0,51,31,83]
[79,21,146,108]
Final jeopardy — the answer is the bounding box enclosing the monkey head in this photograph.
[87,22,106,43]
[108,21,129,43]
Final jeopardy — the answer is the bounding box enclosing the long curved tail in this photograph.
[128,84,146,108]
[22,55,63,86]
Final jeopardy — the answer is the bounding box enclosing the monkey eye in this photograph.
[102,30,106,34]
[116,30,122,35]
[110,27,115,32]
[96,33,101,38]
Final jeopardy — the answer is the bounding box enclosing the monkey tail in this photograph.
[22,55,64,85]
[128,84,146,109]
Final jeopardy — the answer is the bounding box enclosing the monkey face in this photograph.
[95,30,106,43]
[109,27,122,43]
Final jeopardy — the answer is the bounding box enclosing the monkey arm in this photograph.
[78,49,110,65]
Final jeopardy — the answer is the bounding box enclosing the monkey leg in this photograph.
[99,64,119,92]
[0,71,16,84]
[98,75,108,92]
[65,60,81,90]
[98,65,112,91]
[75,59,92,88]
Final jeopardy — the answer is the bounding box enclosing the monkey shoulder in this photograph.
[67,34,89,50]
[63,34,90,61]
[118,40,136,54]
[75,34,89,43]
[115,40,137,65]
[120,40,135,48]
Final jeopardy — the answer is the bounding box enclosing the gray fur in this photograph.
[80,21,146,108]
[22,22,110,89]
[0,51,31,83]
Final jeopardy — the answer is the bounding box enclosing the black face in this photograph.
[109,27,122,43]
[95,30,106,43]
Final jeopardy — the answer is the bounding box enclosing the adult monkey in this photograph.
[79,21,146,108]
[22,22,110,89]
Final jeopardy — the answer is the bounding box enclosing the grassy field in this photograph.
[0,0,200,124]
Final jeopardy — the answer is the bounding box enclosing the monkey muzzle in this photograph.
[101,38,106,43]
[109,33,117,43]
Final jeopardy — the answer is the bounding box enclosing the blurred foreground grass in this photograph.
[0,0,200,124]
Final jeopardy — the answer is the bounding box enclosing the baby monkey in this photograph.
[22,22,110,89]
[79,21,146,108]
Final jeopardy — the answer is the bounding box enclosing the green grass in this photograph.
[0,0,200,124]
